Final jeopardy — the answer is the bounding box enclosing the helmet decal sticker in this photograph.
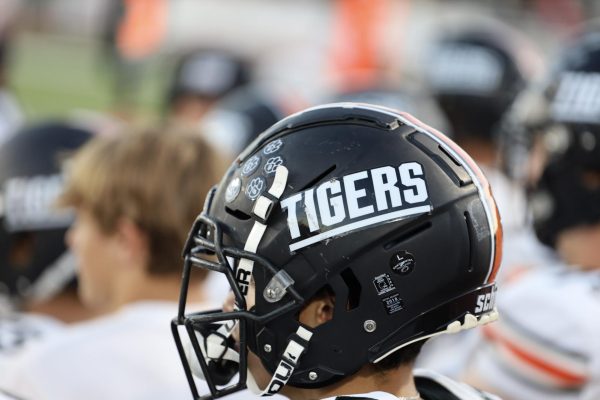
[225,177,242,203]
[263,156,284,175]
[372,273,396,296]
[280,162,432,252]
[262,139,283,155]
[427,44,503,94]
[390,251,416,275]
[241,155,261,176]
[474,287,496,314]
[245,176,266,201]
[551,72,600,123]
[3,175,73,232]
[382,293,404,315]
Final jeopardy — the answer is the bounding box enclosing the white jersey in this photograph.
[0,313,66,372]
[0,389,22,400]
[0,301,252,400]
[204,270,235,305]
[466,264,600,400]
[416,168,557,379]
[481,167,557,283]
[321,369,500,400]
[482,167,527,234]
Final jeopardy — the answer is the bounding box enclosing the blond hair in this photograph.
[59,127,220,276]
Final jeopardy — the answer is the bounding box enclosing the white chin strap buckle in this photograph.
[251,326,313,397]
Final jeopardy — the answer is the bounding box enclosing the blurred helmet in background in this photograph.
[167,48,252,109]
[425,23,538,141]
[0,122,92,312]
[528,27,600,247]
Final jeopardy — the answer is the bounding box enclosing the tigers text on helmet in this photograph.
[0,122,92,312]
[172,103,502,399]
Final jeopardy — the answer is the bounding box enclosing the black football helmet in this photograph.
[529,28,600,247]
[172,103,502,399]
[0,122,92,312]
[327,86,448,135]
[425,26,534,140]
[168,48,251,106]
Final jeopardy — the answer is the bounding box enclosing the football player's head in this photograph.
[0,122,92,313]
[424,24,537,143]
[58,128,220,311]
[167,48,251,121]
[528,27,600,249]
[173,103,502,399]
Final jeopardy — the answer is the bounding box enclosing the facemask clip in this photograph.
[263,270,294,303]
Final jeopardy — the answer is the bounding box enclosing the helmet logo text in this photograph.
[281,162,432,252]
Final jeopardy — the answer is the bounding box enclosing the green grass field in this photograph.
[8,32,169,122]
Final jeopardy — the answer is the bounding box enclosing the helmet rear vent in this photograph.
[340,268,361,311]
[299,165,337,191]
[224,206,252,220]
[464,211,475,272]
[383,221,432,251]
[408,133,472,187]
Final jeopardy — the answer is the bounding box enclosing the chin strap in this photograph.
[204,322,241,363]
[193,166,296,389]
[247,325,314,397]
[186,321,241,381]
[236,165,289,303]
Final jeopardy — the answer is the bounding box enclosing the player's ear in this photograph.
[114,217,149,271]
[298,292,335,328]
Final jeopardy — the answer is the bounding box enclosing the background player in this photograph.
[0,122,95,369]
[463,26,600,400]
[0,127,241,400]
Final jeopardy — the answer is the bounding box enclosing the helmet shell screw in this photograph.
[364,320,377,333]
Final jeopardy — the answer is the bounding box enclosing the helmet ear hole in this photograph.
[463,212,475,273]
[9,232,35,268]
[298,285,336,329]
[581,169,600,191]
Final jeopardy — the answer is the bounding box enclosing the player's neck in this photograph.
[110,273,207,311]
[283,363,419,400]
[557,223,600,270]
[25,289,103,323]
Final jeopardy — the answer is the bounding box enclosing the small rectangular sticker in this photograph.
[373,274,396,296]
[382,294,403,315]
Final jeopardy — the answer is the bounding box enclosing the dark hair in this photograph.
[374,340,427,371]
